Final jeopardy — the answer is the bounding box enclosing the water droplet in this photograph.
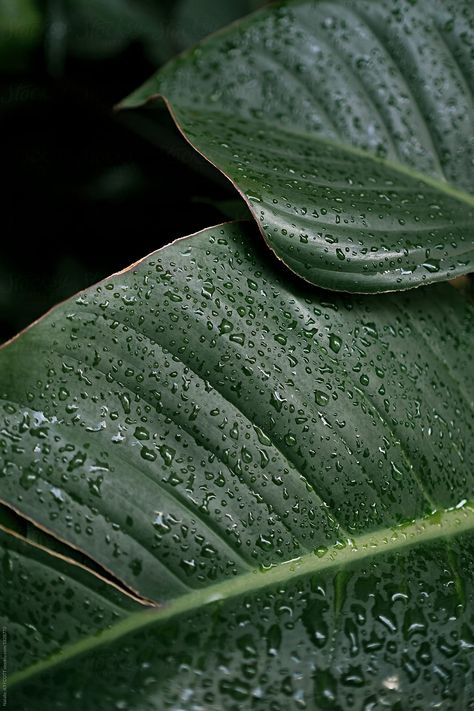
[140,446,156,462]
[423,258,441,273]
[159,444,176,466]
[315,390,329,407]
[134,427,150,441]
[328,334,342,353]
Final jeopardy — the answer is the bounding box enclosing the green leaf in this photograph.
[1,222,474,707]
[123,0,474,292]
[22,519,130,581]
[0,529,144,675]
[173,0,268,53]
[8,505,474,706]
[1,221,473,603]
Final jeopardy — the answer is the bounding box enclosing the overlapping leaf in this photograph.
[0,529,143,675]
[8,520,474,708]
[123,0,474,292]
[1,222,474,706]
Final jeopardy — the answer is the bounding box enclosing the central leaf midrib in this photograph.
[10,502,474,689]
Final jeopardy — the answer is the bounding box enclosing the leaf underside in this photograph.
[1,221,474,707]
[123,0,474,293]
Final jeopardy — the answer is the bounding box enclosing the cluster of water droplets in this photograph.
[0,530,138,674]
[152,0,474,290]
[12,531,474,709]
[1,224,473,606]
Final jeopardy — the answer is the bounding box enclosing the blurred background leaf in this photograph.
[0,0,43,71]
[52,0,267,68]
[0,0,267,343]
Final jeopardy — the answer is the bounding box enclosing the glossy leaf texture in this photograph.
[2,222,474,707]
[8,515,474,709]
[0,529,144,675]
[123,0,474,293]
[1,221,474,596]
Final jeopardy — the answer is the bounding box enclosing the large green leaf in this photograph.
[0,528,144,675]
[2,222,474,706]
[8,511,474,708]
[1,221,474,599]
[123,0,474,293]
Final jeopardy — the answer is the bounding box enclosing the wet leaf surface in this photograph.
[1,221,473,597]
[0,529,143,675]
[8,511,474,708]
[2,222,474,707]
[124,0,474,292]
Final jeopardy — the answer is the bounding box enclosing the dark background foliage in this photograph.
[0,0,268,343]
